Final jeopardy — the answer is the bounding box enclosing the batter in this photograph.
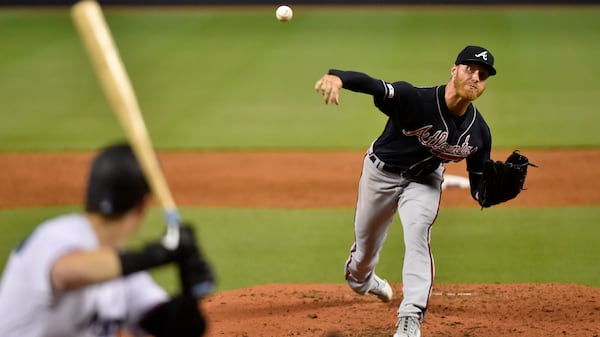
[314,45,496,337]
[0,143,212,337]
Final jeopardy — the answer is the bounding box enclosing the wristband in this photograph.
[118,242,177,276]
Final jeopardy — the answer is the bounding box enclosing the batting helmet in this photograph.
[85,143,150,217]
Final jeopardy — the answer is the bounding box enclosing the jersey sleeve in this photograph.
[373,81,418,119]
[328,69,387,96]
[16,215,97,295]
[466,120,492,200]
[327,69,417,119]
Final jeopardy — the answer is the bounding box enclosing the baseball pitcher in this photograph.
[315,46,533,337]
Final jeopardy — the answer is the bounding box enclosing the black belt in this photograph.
[369,154,405,175]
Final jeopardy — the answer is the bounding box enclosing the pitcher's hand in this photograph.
[314,74,342,105]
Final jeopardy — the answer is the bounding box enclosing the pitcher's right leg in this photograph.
[344,154,402,296]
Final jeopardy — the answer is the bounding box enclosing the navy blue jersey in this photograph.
[329,69,492,197]
[373,81,491,175]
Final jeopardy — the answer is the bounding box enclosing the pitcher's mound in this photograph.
[202,283,600,337]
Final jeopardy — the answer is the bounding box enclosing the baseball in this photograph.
[276,5,293,22]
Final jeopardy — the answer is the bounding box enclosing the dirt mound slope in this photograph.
[202,283,600,337]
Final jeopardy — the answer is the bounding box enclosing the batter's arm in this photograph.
[50,248,122,291]
[50,241,179,291]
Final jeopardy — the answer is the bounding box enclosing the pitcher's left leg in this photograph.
[396,167,443,319]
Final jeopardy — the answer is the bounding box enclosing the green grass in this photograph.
[0,7,598,294]
[0,7,599,151]
[2,206,598,294]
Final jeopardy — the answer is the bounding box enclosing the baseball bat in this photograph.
[71,0,180,248]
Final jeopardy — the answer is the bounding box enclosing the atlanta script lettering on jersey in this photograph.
[403,125,477,161]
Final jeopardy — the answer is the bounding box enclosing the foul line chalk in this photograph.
[431,292,473,296]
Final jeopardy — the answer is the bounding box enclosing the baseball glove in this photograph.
[478,150,537,208]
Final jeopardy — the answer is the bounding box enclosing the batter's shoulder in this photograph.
[38,214,98,248]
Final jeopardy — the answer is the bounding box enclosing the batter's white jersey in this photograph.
[0,213,168,337]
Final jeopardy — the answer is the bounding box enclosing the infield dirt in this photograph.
[1,149,599,336]
[2,149,599,208]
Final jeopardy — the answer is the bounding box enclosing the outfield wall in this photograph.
[3,0,599,6]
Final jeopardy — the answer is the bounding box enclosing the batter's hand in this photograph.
[315,74,343,105]
[177,225,215,299]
